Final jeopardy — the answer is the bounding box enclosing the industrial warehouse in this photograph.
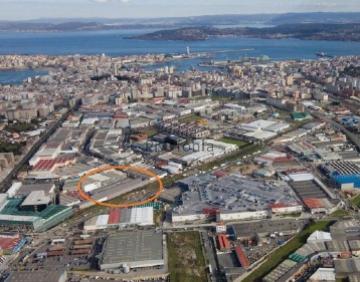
[287,172,339,214]
[263,220,360,282]
[172,173,302,223]
[321,161,360,190]
[226,119,290,142]
[100,230,165,272]
[84,207,154,231]
[61,166,159,210]
[0,194,73,232]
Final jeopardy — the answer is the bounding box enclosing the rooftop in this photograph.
[21,191,51,207]
[101,230,163,269]
[175,173,299,215]
[14,183,55,197]
[0,197,70,219]
[230,219,308,237]
[6,270,66,282]
[309,268,335,281]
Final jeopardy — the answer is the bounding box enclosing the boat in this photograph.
[316,52,333,58]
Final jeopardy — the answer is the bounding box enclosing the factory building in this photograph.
[308,268,335,282]
[0,233,26,255]
[179,139,238,167]
[264,220,360,281]
[154,139,238,171]
[84,207,154,231]
[7,182,56,199]
[100,230,165,271]
[229,219,308,241]
[226,119,290,142]
[0,194,72,232]
[335,258,360,279]
[173,173,301,223]
[26,126,89,179]
[321,161,360,190]
[287,173,337,214]
[74,168,155,209]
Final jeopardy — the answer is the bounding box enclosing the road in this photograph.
[311,110,360,151]
[0,99,81,192]
[200,229,224,282]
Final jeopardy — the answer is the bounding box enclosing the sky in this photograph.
[0,0,359,20]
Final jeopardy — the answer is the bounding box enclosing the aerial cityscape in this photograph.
[1,1,360,282]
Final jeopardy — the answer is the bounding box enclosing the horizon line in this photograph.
[1,11,360,22]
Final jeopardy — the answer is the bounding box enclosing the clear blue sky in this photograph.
[0,0,359,20]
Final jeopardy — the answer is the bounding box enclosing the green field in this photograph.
[351,194,360,208]
[243,220,333,282]
[330,209,350,218]
[179,114,203,123]
[167,232,207,282]
[220,137,248,148]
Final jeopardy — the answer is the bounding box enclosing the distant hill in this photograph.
[23,12,360,25]
[131,23,360,42]
[0,13,359,32]
[0,21,169,32]
[269,12,360,25]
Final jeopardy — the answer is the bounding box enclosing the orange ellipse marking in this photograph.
[76,164,164,208]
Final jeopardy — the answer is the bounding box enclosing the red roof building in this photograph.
[108,209,121,225]
[0,234,21,253]
[234,246,250,269]
[33,155,76,172]
[217,234,231,251]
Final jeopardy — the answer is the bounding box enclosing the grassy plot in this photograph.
[167,232,207,282]
[351,194,360,208]
[179,114,203,123]
[220,137,248,148]
[243,220,333,282]
[330,209,350,218]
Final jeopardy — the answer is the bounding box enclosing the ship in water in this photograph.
[316,52,333,58]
